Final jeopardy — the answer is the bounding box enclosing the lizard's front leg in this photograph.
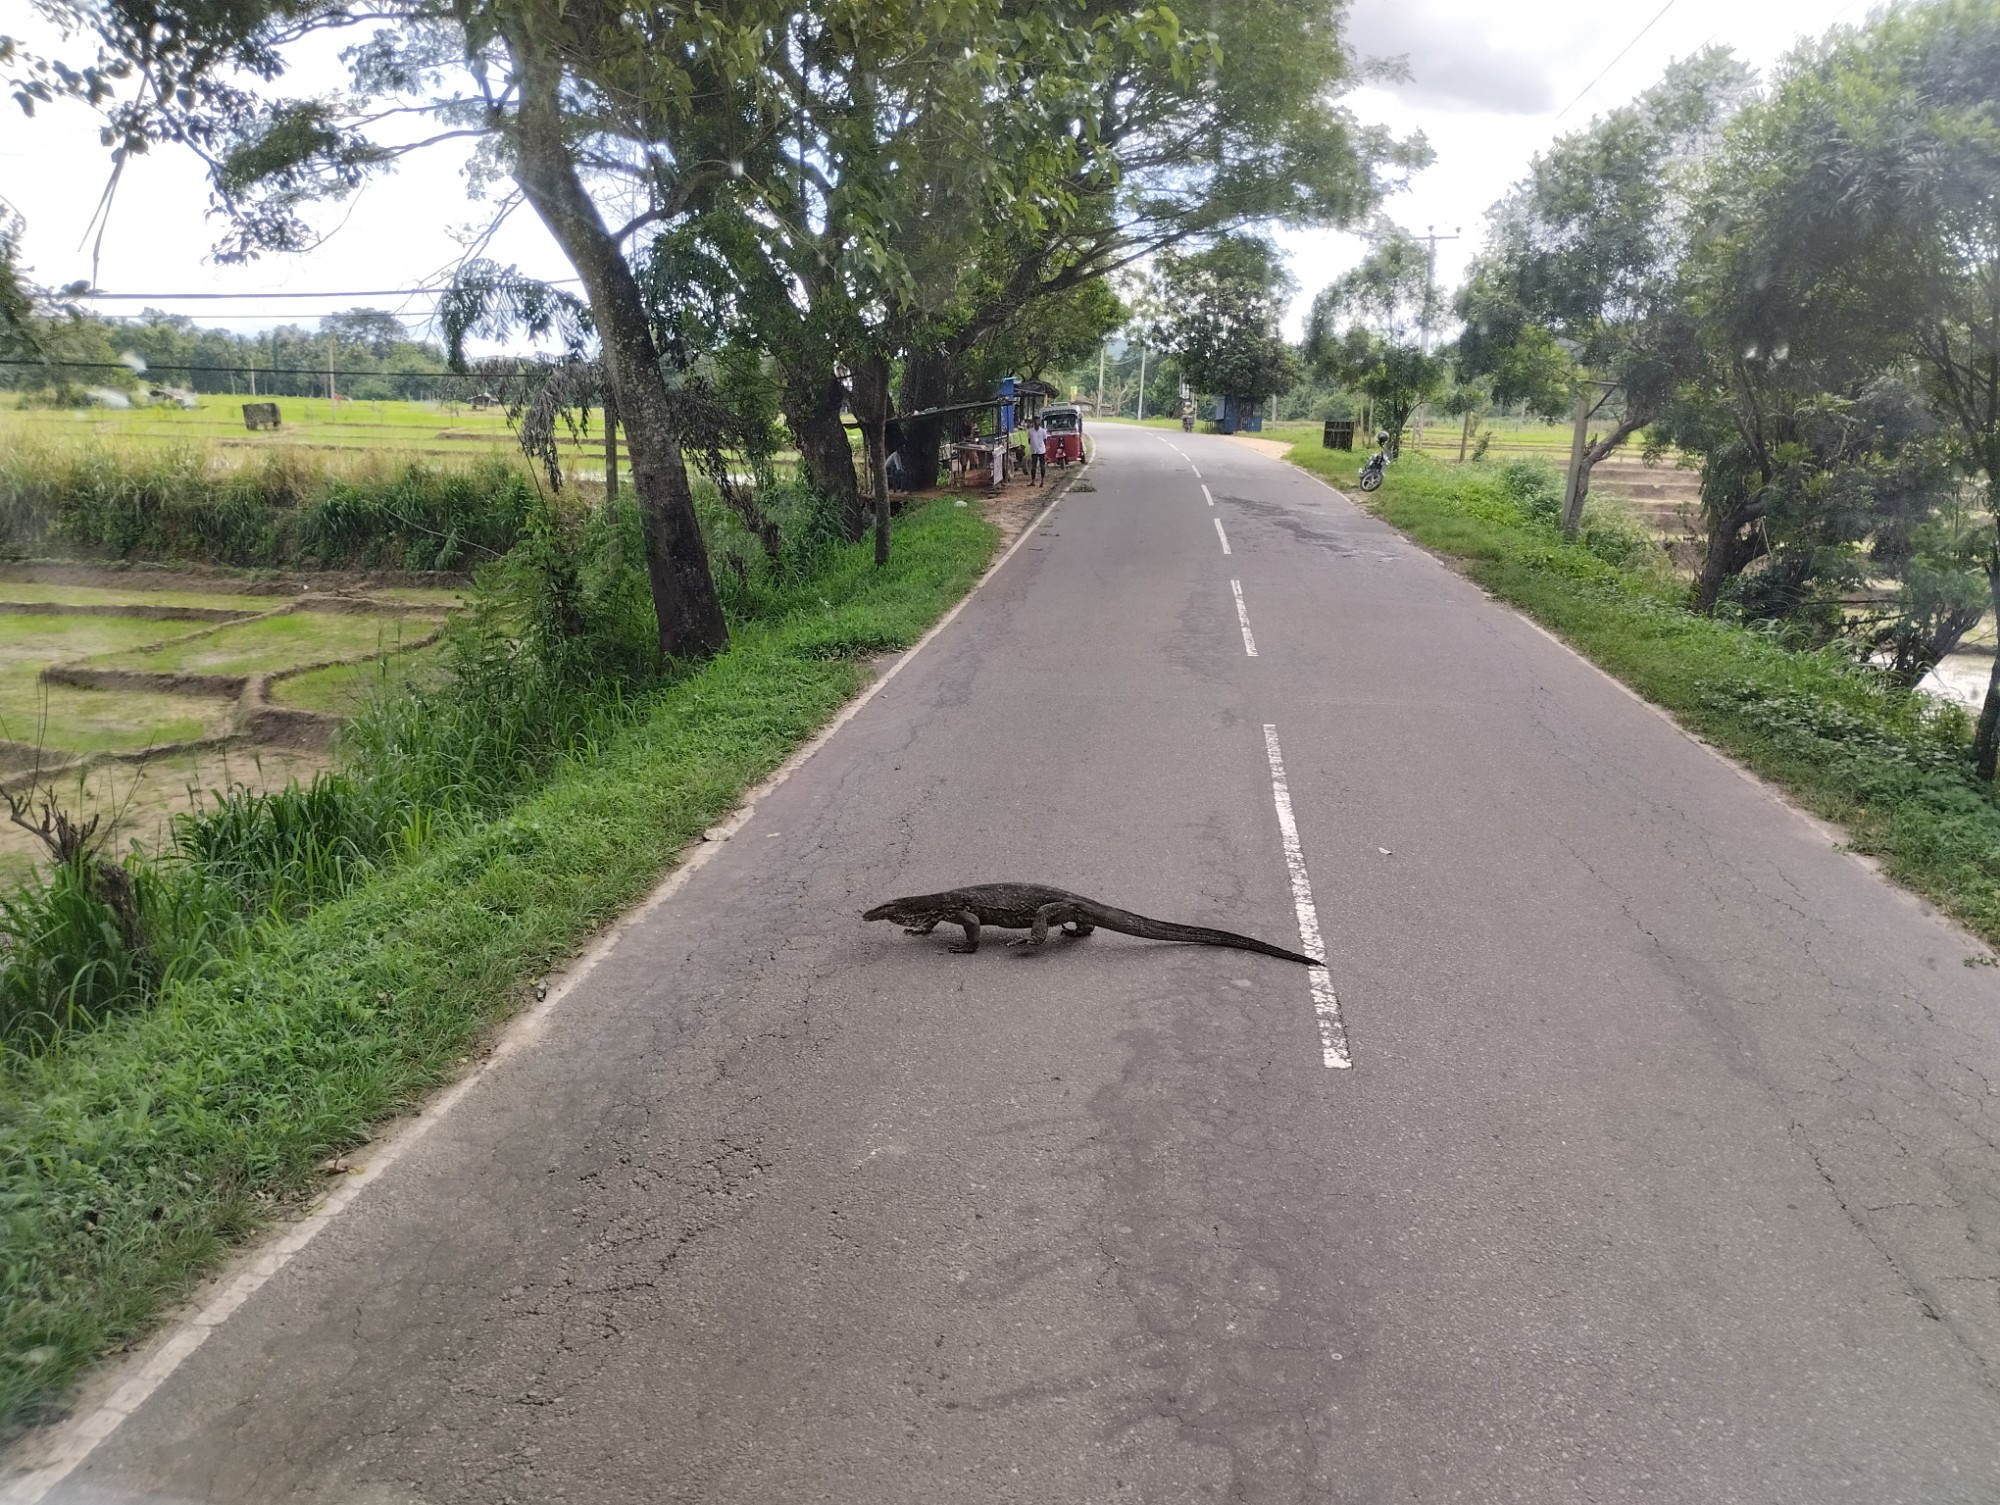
[949,911,982,953]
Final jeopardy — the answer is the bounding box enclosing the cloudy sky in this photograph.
[0,0,1868,346]
[1279,0,1866,330]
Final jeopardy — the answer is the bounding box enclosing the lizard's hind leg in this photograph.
[1031,903,1083,945]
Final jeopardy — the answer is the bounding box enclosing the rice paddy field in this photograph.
[0,568,460,877]
[0,393,561,462]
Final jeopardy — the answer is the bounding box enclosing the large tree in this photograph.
[1155,235,1300,417]
[10,0,1103,654]
[1456,48,1757,534]
[1695,0,2000,771]
[890,0,1427,469]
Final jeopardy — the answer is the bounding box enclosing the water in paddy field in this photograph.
[1921,651,1995,709]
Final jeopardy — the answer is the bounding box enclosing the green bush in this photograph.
[0,440,534,569]
[168,773,410,922]
[0,854,153,1047]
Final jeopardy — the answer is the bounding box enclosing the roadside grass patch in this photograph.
[0,496,998,1437]
[1287,445,2000,944]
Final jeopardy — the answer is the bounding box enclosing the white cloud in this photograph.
[1347,2,1559,114]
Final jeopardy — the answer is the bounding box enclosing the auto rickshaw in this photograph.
[1044,404,1085,466]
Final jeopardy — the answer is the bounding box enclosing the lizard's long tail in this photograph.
[1080,903,1321,966]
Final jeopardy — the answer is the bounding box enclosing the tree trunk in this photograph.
[1973,565,2000,780]
[898,348,952,489]
[851,355,893,567]
[1695,502,1763,614]
[1563,406,1646,541]
[505,23,726,662]
[779,364,867,541]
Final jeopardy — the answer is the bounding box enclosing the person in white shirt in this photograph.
[1027,417,1048,482]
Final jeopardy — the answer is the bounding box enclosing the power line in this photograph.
[72,280,580,302]
[0,358,523,379]
[1553,0,1684,123]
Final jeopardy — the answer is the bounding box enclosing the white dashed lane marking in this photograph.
[1231,580,1259,657]
[1262,724,1350,1070]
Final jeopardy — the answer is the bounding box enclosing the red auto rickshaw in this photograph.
[1043,404,1085,467]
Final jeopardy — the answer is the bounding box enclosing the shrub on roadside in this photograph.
[0,439,533,569]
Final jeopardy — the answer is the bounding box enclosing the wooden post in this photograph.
[1562,385,1590,541]
[603,391,619,500]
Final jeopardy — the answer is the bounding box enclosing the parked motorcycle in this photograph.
[1357,431,1391,492]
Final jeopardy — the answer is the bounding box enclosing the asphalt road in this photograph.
[18,424,2000,1503]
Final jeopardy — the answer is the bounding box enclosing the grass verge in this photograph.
[1287,445,2000,945]
[0,496,999,1436]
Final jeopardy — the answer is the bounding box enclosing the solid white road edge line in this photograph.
[1262,723,1350,1070]
[0,465,1089,1505]
[1231,580,1259,658]
[1213,517,1232,555]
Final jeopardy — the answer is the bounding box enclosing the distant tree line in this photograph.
[0,304,454,400]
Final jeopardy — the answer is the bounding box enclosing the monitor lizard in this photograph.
[862,882,1319,965]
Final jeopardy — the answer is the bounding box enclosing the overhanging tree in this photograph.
[12,0,1094,656]
[891,0,1427,467]
[1694,0,2000,771]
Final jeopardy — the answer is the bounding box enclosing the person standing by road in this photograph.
[1028,416,1048,483]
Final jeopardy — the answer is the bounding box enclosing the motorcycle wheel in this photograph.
[1358,469,1383,492]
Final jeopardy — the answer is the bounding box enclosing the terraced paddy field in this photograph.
[0,571,461,877]
[83,608,442,678]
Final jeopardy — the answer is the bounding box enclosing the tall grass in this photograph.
[0,473,868,1059]
[0,436,532,569]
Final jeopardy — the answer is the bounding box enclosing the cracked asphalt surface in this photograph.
[28,424,2000,1502]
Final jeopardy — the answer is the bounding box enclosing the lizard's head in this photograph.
[862,895,927,924]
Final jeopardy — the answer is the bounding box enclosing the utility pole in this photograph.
[1096,340,1107,418]
[326,337,338,416]
[1136,337,1148,422]
[1416,225,1462,357]
[1414,224,1462,448]
[604,389,620,500]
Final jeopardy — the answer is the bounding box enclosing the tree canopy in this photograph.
[1154,235,1299,410]
[1304,223,1449,452]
